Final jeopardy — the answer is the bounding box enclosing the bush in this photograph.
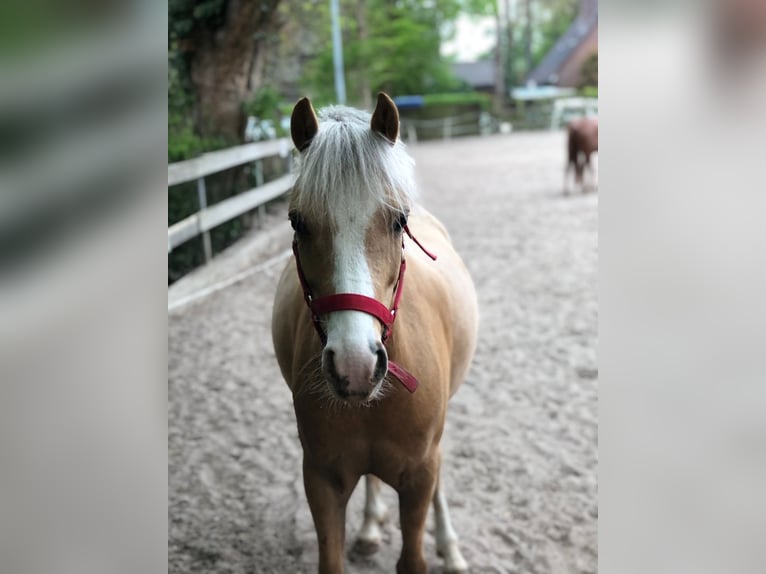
[243,86,280,119]
[168,54,242,283]
[579,53,598,90]
[422,92,491,109]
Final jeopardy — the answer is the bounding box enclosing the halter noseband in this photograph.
[292,225,437,393]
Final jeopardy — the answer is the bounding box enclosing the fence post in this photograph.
[196,177,212,263]
[551,100,561,130]
[406,122,417,144]
[255,159,265,227]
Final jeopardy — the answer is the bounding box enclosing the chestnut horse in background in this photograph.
[271,93,479,574]
[565,116,598,194]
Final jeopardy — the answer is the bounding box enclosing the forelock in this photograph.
[290,105,417,221]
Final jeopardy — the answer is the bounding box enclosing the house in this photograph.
[528,0,598,87]
[452,60,496,94]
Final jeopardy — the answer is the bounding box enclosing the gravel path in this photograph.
[169,131,598,574]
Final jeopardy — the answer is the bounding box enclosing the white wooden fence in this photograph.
[400,111,496,142]
[550,97,598,130]
[167,138,294,262]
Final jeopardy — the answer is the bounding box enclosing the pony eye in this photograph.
[289,212,308,235]
[393,212,408,233]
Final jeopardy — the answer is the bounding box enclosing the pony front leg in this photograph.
[433,476,468,573]
[395,463,438,574]
[303,461,357,574]
[353,474,389,555]
[563,162,572,195]
[585,154,598,192]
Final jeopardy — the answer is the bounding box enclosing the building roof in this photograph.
[452,60,495,89]
[528,5,597,86]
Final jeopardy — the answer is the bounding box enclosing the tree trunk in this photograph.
[505,0,515,88]
[494,7,506,112]
[525,0,533,81]
[189,0,281,141]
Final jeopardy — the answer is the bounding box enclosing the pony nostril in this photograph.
[323,349,341,382]
[374,347,388,381]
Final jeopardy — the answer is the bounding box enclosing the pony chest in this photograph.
[294,406,433,471]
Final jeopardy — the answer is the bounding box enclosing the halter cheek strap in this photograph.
[292,226,436,394]
[403,224,437,260]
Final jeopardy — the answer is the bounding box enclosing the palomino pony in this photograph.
[272,93,479,574]
[564,116,598,194]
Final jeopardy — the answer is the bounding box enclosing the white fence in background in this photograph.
[550,97,598,130]
[167,138,294,262]
[400,111,497,142]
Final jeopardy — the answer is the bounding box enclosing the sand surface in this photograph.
[169,131,598,573]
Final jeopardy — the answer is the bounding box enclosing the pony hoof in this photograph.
[353,537,381,556]
[438,545,469,573]
[443,558,469,574]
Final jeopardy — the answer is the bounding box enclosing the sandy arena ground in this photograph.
[169,131,598,573]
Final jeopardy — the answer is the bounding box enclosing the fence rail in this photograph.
[550,97,598,130]
[168,139,291,186]
[400,111,496,142]
[167,138,294,261]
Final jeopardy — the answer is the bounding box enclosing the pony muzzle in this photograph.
[322,343,388,401]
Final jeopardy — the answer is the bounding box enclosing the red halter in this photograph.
[292,225,437,393]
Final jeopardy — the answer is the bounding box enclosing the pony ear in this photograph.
[291,97,319,152]
[371,92,399,145]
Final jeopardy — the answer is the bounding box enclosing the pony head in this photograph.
[288,93,416,403]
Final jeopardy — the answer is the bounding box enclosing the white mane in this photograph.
[291,105,417,220]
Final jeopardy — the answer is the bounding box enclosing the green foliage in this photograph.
[301,0,494,104]
[243,86,290,137]
[533,0,579,66]
[167,0,231,146]
[168,41,237,283]
[580,86,598,98]
[167,0,231,133]
[169,0,227,41]
[168,47,231,163]
[504,0,580,83]
[278,102,296,117]
[461,0,497,17]
[579,53,598,89]
[169,1,290,283]
[243,86,282,119]
[168,48,198,163]
[423,92,490,108]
